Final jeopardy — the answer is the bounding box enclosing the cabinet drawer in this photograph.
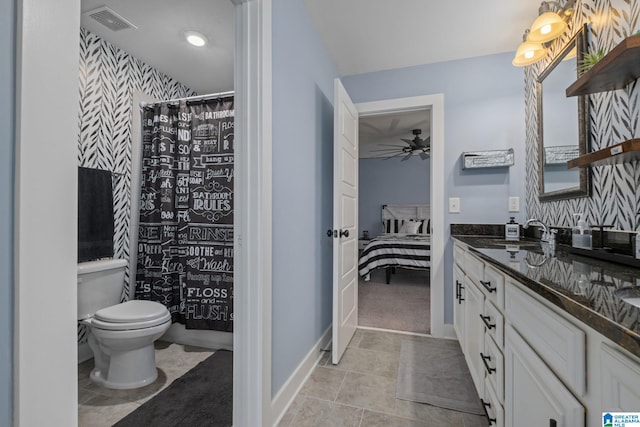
[482,379,504,427]
[483,300,504,349]
[481,265,505,310]
[464,252,484,285]
[505,282,585,395]
[454,242,466,269]
[483,330,504,402]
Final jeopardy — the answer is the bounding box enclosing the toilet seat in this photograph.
[92,300,171,331]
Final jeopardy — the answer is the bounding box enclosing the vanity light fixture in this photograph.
[529,0,576,42]
[512,30,547,67]
[185,31,208,47]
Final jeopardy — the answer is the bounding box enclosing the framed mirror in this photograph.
[536,24,591,202]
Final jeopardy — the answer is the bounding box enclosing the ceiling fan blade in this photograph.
[400,138,413,144]
[369,147,402,152]
[382,151,407,160]
[377,144,407,148]
[401,152,413,161]
[419,151,430,160]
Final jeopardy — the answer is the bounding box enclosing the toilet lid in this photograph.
[94,300,170,324]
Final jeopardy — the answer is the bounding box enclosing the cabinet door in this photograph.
[463,276,485,393]
[505,325,584,427]
[453,264,465,343]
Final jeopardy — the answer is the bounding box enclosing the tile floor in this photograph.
[78,330,487,427]
[277,329,489,427]
[77,341,215,427]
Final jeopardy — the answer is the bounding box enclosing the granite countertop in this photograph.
[452,234,640,359]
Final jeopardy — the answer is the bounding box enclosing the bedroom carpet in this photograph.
[358,268,430,334]
[113,350,232,427]
[396,339,484,415]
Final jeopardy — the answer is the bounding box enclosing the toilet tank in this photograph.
[78,258,127,320]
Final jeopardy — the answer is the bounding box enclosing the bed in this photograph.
[358,204,431,284]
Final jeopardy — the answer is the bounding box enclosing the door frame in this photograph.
[355,94,446,338]
[14,0,271,426]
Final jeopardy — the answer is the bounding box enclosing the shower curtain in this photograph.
[135,97,234,331]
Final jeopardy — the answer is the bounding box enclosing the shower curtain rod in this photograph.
[139,90,234,109]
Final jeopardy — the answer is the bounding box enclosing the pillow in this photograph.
[400,220,422,234]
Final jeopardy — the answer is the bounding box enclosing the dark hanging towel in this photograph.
[78,167,114,262]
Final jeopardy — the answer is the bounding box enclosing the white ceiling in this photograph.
[80,1,541,95]
[303,0,540,76]
[80,0,235,95]
[81,1,541,158]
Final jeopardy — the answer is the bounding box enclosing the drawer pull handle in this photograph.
[480,280,497,293]
[480,399,497,425]
[480,352,496,374]
[456,280,464,303]
[479,314,496,329]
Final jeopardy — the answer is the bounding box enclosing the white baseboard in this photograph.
[161,323,233,351]
[270,326,332,426]
[442,323,456,340]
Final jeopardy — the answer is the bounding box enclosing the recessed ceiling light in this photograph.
[185,31,207,47]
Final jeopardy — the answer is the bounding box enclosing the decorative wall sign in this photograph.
[136,97,234,332]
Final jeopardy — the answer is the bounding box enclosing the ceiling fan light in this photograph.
[528,11,567,42]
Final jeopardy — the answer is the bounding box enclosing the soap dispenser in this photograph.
[505,217,520,241]
[572,213,592,250]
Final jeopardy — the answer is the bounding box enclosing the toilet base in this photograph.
[85,318,170,390]
[89,344,159,389]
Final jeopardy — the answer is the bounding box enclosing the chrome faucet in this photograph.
[523,218,557,245]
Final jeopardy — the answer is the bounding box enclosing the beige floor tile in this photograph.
[395,399,466,425]
[462,412,490,427]
[276,394,305,427]
[299,366,347,401]
[329,346,400,378]
[361,410,430,427]
[335,371,397,414]
[289,396,363,427]
[78,395,140,427]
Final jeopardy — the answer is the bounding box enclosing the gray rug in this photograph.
[396,339,484,415]
[359,269,430,334]
[114,350,232,427]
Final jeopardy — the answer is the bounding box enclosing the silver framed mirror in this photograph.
[536,24,591,202]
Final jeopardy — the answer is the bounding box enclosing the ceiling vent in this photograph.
[85,6,138,32]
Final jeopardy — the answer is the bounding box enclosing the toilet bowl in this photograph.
[78,259,171,389]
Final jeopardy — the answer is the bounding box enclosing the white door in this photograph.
[332,79,359,364]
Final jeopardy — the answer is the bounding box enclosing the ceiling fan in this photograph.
[371,129,431,160]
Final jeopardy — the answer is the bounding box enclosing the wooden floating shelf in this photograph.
[567,139,640,168]
[566,34,640,97]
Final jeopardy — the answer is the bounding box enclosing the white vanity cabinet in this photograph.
[452,238,640,427]
[453,242,506,426]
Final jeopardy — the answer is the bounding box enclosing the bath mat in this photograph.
[396,339,483,415]
[114,350,232,427]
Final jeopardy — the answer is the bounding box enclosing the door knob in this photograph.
[340,229,349,238]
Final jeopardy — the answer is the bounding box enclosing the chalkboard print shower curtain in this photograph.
[135,97,234,331]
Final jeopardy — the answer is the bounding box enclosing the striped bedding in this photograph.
[358,234,431,281]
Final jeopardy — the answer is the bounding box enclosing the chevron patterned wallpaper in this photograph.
[526,0,640,231]
[77,28,196,343]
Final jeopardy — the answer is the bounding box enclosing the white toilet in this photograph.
[78,258,171,389]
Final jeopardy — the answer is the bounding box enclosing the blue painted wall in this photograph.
[343,53,526,323]
[359,156,430,238]
[0,0,14,424]
[271,0,339,395]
